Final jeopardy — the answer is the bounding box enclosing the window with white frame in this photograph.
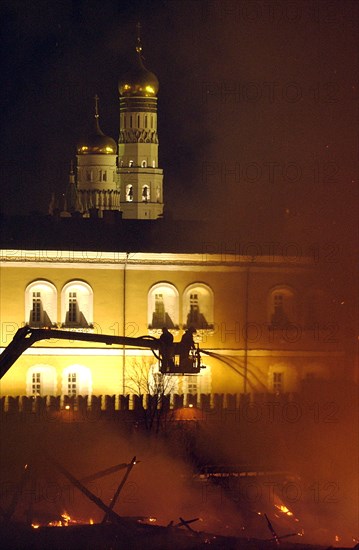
[26,365,57,396]
[61,281,93,328]
[148,283,179,329]
[182,366,212,395]
[62,365,92,397]
[269,286,295,327]
[183,283,214,330]
[25,281,57,327]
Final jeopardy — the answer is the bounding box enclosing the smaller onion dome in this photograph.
[118,33,159,97]
[77,95,117,155]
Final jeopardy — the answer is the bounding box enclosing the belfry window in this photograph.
[129,160,134,167]
[126,184,134,202]
[99,170,107,182]
[141,160,147,168]
[142,185,150,202]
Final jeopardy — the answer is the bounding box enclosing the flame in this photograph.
[61,512,71,525]
[275,504,293,516]
[32,512,95,529]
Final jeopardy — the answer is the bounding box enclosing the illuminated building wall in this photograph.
[0,249,346,398]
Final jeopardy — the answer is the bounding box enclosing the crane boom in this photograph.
[0,326,202,379]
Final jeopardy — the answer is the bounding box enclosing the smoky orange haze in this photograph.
[1,383,357,548]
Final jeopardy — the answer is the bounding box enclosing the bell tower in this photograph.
[118,24,164,219]
[76,96,120,216]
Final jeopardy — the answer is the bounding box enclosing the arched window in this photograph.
[126,184,134,202]
[62,365,92,397]
[182,366,212,395]
[129,160,134,167]
[144,115,148,127]
[61,281,93,328]
[183,283,214,330]
[26,365,57,396]
[268,286,296,327]
[137,115,140,127]
[142,185,150,202]
[25,280,57,327]
[148,283,179,329]
[152,160,156,168]
[141,160,147,168]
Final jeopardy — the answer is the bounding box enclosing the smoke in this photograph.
[1,377,357,547]
[0,417,244,537]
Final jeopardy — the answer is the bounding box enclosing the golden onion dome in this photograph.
[119,37,159,97]
[77,96,117,155]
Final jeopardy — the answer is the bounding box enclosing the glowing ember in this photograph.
[31,523,40,529]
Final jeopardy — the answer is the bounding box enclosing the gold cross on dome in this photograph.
[94,94,99,118]
[136,22,142,53]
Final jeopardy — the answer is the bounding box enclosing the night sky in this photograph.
[0,0,358,246]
